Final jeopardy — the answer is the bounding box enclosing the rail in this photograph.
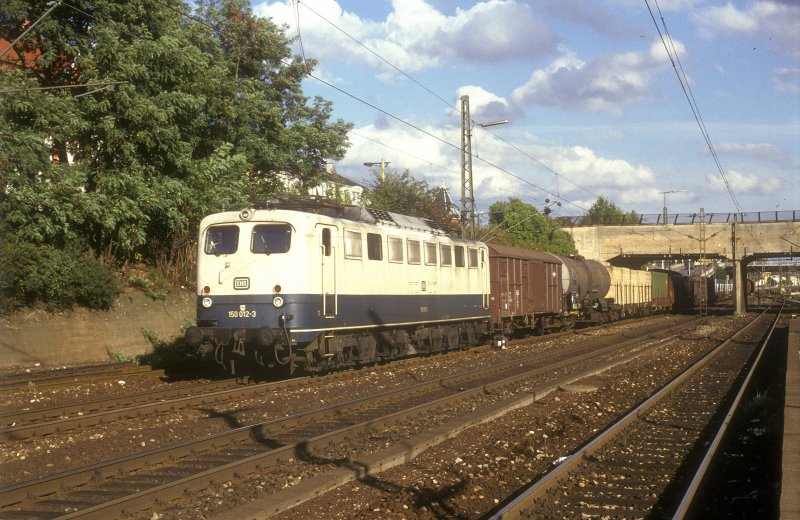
[556,209,800,227]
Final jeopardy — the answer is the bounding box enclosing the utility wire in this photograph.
[295,3,593,213]
[645,0,744,215]
[0,0,61,60]
[646,0,766,253]
[297,0,456,114]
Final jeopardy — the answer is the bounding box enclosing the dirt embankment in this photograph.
[0,290,195,369]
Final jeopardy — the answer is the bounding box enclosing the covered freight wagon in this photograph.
[487,244,564,336]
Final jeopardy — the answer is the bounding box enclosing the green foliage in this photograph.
[362,169,439,219]
[136,327,197,368]
[0,231,120,314]
[484,198,577,254]
[127,270,169,300]
[106,348,138,364]
[583,196,640,225]
[1,0,353,310]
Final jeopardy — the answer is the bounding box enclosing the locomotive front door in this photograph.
[318,225,337,318]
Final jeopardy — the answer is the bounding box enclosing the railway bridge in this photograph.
[562,210,800,313]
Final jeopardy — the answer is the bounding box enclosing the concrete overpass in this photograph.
[562,210,800,313]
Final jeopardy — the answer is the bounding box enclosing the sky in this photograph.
[251,0,800,219]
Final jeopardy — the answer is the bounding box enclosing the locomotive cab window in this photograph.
[205,225,239,255]
[388,236,403,263]
[344,230,362,258]
[407,240,421,265]
[454,245,465,267]
[367,233,383,261]
[251,224,291,254]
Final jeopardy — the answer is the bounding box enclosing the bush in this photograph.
[0,236,120,315]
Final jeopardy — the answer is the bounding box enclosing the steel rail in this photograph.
[0,315,695,442]
[0,319,698,517]
[488,306,776,519]
[672,302,784,518]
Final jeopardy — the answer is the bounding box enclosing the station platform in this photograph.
[783,317,800,518]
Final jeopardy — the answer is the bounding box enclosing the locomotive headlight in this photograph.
[202,297,213,308]
[272,296,284,308]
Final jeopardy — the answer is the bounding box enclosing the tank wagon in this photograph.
[184,203,492,376]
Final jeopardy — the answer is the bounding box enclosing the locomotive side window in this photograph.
[454,245,465,267]
[367,233,383,261]
[424,242,437,266]
[468,247,479,268]
[388,236,403,263]
[407,240,421,264]
[205,225,239,255]
[344,230,362,258]
[440,244,452,266]
[251,224,291,254]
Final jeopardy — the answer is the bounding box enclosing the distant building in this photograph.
[278,163,365,205]
[308,164,365,204]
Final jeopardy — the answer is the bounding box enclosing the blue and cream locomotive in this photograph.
[184,201,492,376]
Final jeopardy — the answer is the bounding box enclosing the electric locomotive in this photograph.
[184,201,492,376]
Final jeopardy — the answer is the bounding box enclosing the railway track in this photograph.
[489,305,780,519]
[0,363,167,393]
[0,317,704,519]
[0,316,688,442]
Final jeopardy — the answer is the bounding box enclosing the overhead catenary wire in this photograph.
[293,4,593,213]
[645,0,765,252]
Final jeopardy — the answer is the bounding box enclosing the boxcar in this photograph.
[487,244,564,336]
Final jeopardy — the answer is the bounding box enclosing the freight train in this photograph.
[184,202,692,377]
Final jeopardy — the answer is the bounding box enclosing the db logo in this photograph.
[233,277,250,290]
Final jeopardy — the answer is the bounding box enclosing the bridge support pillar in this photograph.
[735,259,746,315]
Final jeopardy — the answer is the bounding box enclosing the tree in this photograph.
[361,169,439,219]
[583,196,639,225]
[1,0,352,270]
[484,198,577,254]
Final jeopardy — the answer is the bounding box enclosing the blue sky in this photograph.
[252,0,799,218]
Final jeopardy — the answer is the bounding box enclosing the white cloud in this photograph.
[774,67,800,94]
[706,170,781,195]
[691,1,800,58]
[253,0,557,74]
[716,142,788,163]
[548,145,656,189]
[511,40,682,114]
[455,85,520,122]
